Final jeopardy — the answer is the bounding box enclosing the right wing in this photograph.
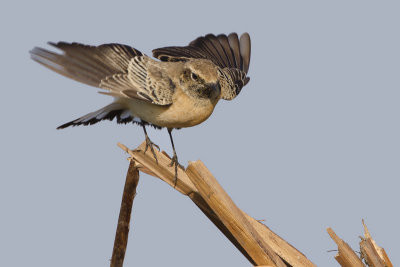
[30,42,173,105]
[152,32,251,100]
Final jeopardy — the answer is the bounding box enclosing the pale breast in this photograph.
[119,88,219,128]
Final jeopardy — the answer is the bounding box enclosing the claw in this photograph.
[168,153,179,186]
[144,136,159,164]
[140,123,159,164]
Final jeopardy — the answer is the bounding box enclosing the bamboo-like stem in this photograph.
[326,228,365,267]
[110,160,140,267]
[118,142,316,267]
[186,161,286,267]
[359,220,393,267]
[360,238,385,267]
[327,222,393,267]
[114,142,394,267]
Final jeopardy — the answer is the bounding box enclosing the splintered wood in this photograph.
[115,142,393,267]
[327,220,393,267]
[117,142,315,267]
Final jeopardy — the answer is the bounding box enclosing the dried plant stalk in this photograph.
[327,221,393,267]
[110,161,140,267]
[327,228,365,267]
[118,142,316,267]
[186,161,286,267]
[113,142,394,267]
[360,221,393,267]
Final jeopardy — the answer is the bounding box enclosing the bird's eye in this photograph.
[191,72,199,81]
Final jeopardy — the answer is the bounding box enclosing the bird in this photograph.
[30,32,251,181]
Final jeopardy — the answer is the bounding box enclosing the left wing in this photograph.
[30,42,173,105]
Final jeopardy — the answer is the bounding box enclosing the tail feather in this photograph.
[57,103,138,129]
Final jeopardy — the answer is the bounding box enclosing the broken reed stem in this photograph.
[186,161,286,267]
[110,161,140,267]
[359,220,393,267]
[327,222,393,267]
[326,228,364,267]
[118,142,317,267]
[115,142,394,267]
[360,238,385,267]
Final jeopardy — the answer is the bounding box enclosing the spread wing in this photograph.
[152,32,251,100]
[30,42,173,105]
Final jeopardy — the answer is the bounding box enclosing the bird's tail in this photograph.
[57,103,138,129]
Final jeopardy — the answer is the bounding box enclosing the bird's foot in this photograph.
[168,153,184,186]
[142,136,160,164]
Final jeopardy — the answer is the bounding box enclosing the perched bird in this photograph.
[30,32,251,180]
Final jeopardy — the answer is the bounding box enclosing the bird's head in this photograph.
[179,59,221,103]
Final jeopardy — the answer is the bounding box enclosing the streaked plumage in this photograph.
[30,32,251,179]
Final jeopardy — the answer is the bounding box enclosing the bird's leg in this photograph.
[140,123,159,164]
[167,128,183,185]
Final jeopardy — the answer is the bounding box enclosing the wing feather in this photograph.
[239,34,251,73]
[153,32,251,100]
[216,34,235,67]
[30,42,173,105]
[227,33,242,69]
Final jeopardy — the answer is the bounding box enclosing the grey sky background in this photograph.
[1,1,399,266]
